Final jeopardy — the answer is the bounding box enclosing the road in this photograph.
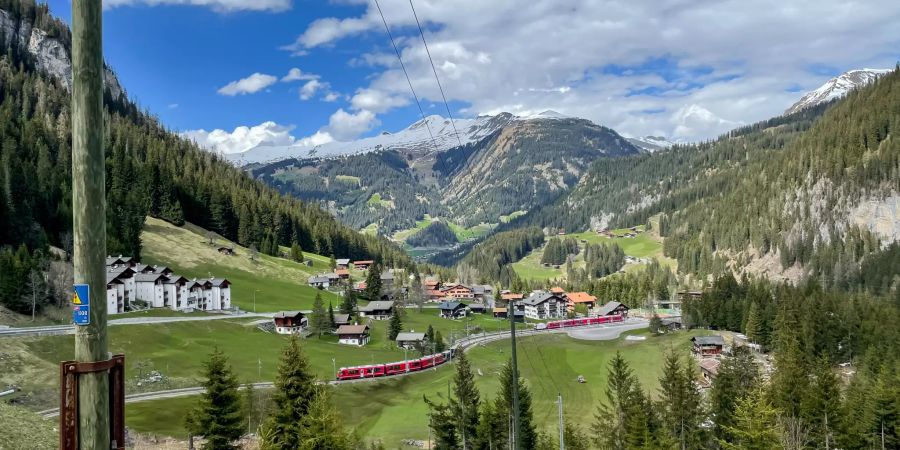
[36,318,647,418]
[0,313,274,338]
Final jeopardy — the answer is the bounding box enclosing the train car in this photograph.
[384,362,408,375]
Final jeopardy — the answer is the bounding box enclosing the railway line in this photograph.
[37,318,646,418]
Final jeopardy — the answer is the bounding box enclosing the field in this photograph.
[141,217,340,312]
[512,224,677,282]
[125,328,706,445]
[391,214,496,245]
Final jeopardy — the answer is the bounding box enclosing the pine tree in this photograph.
[340,286,357,316]
[295,387,353,450]
[594,351,650,450]
[327,302,337,330]
[309,292,328,337]
[260,335,317,450]
[649,314,663,334]
[657,349,705,449]
[711,346,760,441]
[185,348,244,450]
[744,301,763,347]
[473,401,503,450]
[719,388,781,450]
[290,242,303,262]
[425,397,459,450]
[450,351,480,447]
[434,330,446,353]
[496,359,537,450]
[365,262,383,300]
[800,357,842,449]
[388,310,402,341]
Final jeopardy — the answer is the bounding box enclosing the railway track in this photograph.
[37,319,646,418]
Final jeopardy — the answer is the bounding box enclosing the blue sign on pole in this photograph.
[72,284,90,326]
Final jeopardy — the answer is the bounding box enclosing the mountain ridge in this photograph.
[785,68,891,115]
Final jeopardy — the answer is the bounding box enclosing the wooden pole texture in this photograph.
[71,0,109,447]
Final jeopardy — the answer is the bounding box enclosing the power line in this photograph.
[408,0,463,148]
[372,0,440,154]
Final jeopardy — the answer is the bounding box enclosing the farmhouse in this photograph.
[335,258,351,269]
[273,311,307,335]
[596,301,629,318]
[521,292,567,320]
[380,271,394,289]
[438,301,468,319]
[105,257,231,314]
[308,275,331,289]
[217,246,235,256]
[500,292,524,302]
[493,306,508,318]
[395,332,426,349]
[335,268,350,279]
[692,336,725,357]
[661,317,683,331]
[472,285,493,300]
[353,260,374,270]
[699,358,721,385]
[442,284,475,299]
[567,292,597,312]
[358,301,394,320]
[467,302,486,314]
[337,324,370,346]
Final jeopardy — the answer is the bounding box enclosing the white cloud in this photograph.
[350,88,409,113]
[287,0,900,141]
[281,67,319,82]
[167,103,179,109]
[104,0,290,12]
[300,79,328,100]
[324,109,379,141]
[217,73,278,96]
[323,92,341,102]
[183,121,296,154]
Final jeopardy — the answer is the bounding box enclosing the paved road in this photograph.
[36,319,647,418]
[0,313,274,338]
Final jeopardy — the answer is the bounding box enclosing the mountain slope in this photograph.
[508,68,900,293]
[785,68,891,115]
[251,114,640,233]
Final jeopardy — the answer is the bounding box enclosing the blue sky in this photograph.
[43,0,900,153]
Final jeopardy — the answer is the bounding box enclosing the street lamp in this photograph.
[332,358,336,379]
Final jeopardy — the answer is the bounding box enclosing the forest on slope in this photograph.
[505,68,900,297]
[0,0,410,314]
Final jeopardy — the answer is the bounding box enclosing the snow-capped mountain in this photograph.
[224,110,580,166]
[785,68,891,115]
[626,135,675,153]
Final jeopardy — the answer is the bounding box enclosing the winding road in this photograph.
[35,318,647,418]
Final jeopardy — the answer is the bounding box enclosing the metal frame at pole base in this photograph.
[71,0,109,446]
[59,355,126,450]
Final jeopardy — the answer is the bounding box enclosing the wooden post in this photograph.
[71,0,109,447]
[508,299,520,450]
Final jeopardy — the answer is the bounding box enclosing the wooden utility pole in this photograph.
[71,0,109,447]
[508,299,520,450]
[557,393,564,450]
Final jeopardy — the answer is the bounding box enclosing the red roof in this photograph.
[501,293,524,300]
[567,292,597,304]
[353,260,374,265]
[550,286,566,295]
[335,268,350,276]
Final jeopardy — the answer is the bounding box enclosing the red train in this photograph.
[537,314,624,330]
[336,350,453,380]
[335,315,625,381]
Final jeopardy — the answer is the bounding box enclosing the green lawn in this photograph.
[141,217,340,312]
[126,329,705,445]
[391,214,496,246]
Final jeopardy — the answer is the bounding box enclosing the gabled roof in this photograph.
[333,313,351,324]
[438,301,464,310]
[308,275,330,283]
[441,283,471,291]
[596,301,628,316]
[395,332,426,342]
[134,273,167,283]
[549,286,566,295]
[337,324,369,335]
[273,311,305,319]
[493,307,507,313]
[699,358,721,375]
[209,278,230,287]
[359,301,394,312]
[163,274,188,284]
[153,266,173,274]
[353,260,374,265]
[335,268,350,276]
[568,292,597,304]
[521,292,564,306]
[336,258,350,265]
[501,293,524,301]
[692,336,725,346]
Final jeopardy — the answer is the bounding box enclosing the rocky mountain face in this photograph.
[626,135,676,153]
[785,68,890,115]
[251,113,640,232]
[0,9,124,100]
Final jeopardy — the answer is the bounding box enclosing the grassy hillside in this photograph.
[512,225,675,282]
[141,217,339,312]
[124,329,706,445]
[0,402,56,450]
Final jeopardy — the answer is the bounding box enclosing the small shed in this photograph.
[395,332,426,349]
[692,335,725,357]
[337,324,370,346]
